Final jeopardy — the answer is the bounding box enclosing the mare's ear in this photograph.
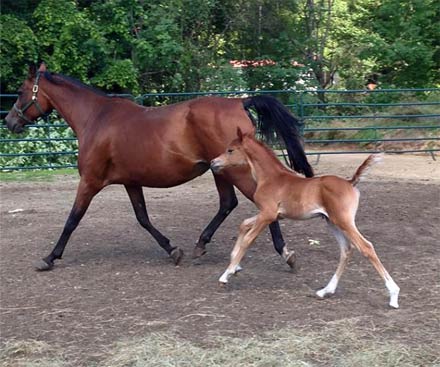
[236,127,243,142]
[28,64,37,79]
[38,62,47,73]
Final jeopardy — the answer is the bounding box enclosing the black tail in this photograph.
[243,95,314,177]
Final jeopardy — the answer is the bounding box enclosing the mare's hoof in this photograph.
[34,259,54,271]
[170,248,184,265]
[285,252,298,272]
[192,246,206,259]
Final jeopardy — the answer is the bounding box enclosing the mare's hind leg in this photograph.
[269,221,297,270]
[125,185,183,265]
[316,221,353,298]
[192,174,238,259]
[35,179,100,271]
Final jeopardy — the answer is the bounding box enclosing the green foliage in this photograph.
[244,63,318,91]
[0,0,438,93]
[0,118,78,169]
[92,59,139,94]
[33,0,107,81]
[199,63,247,92]
[0,14,38,91]
[339,0,439,88]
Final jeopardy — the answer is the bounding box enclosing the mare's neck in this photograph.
[40,76,107,140]
[243,139,289,182]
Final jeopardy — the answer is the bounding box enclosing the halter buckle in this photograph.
[32,85,39,93]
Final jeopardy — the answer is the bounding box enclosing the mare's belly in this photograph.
[108,160,210,188]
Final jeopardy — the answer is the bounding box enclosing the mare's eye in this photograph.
[227,149,234,153]
[17,91,23,96]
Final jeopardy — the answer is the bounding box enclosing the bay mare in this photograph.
[4,63,313,270]
[211,129,400,308]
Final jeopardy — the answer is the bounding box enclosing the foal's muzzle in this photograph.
[210,159,224,173]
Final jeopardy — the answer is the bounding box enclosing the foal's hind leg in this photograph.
[125,185,183,265]
[35,179,100,271]
[342,224,400,308]
[193,174,238,259]
[316,221,353,298]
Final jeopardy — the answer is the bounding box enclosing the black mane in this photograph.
[43,72,110,97]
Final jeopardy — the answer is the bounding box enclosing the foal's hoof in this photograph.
[191,246,206,259]
[34,259,54,271]
[170,248,184,265]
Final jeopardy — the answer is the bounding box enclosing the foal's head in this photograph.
[5,63,53,133]
[210,128,249,173]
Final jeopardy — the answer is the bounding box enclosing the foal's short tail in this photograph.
[349,154,383,186]
[243,95,314,177]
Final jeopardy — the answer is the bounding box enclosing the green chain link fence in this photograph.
[1,88,439,170]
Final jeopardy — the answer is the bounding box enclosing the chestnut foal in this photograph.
[211,129,400,308]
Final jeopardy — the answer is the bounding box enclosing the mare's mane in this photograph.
[43,72,112,98]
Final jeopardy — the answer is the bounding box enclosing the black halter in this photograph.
[13,72,50,123]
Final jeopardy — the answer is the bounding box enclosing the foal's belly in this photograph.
[278,204,328,221]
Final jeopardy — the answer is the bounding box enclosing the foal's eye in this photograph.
[227,149,234,153]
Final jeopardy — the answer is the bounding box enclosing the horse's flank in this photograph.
[40,74,254,187]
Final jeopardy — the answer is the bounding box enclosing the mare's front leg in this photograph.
[35,179,100,271]
[219,214,271,284]
[192,174,238,259]
[125,185,183,265]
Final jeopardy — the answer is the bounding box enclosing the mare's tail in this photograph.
[243,95,314,177]
[349,154,383,186]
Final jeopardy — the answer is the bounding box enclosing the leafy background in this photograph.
[1,0,439,94]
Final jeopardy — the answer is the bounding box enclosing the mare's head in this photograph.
[5,63,53,133]
[211,128,250,173]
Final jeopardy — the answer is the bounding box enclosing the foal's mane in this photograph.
[43,72,111,97]
[243,135,287,169]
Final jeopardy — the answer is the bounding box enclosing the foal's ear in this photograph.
[38,62,47,73]
[236,127,243,142]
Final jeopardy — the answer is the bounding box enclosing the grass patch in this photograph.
[0,340,66,367]
[99,322,438,367]
[3,320,438,367]
[0,168,78,182]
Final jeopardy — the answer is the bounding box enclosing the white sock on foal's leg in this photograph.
[219,269,233,283]
[386,276,400,308]
[316,274,339,298]
[219,264,243,283]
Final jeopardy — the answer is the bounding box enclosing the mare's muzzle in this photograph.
[4,112,25,134]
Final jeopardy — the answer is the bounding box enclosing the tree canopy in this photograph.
[1,0,439,93]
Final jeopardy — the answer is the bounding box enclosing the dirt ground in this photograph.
[1,153,439,366]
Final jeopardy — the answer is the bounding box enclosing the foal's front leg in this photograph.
[219,214,270,284]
